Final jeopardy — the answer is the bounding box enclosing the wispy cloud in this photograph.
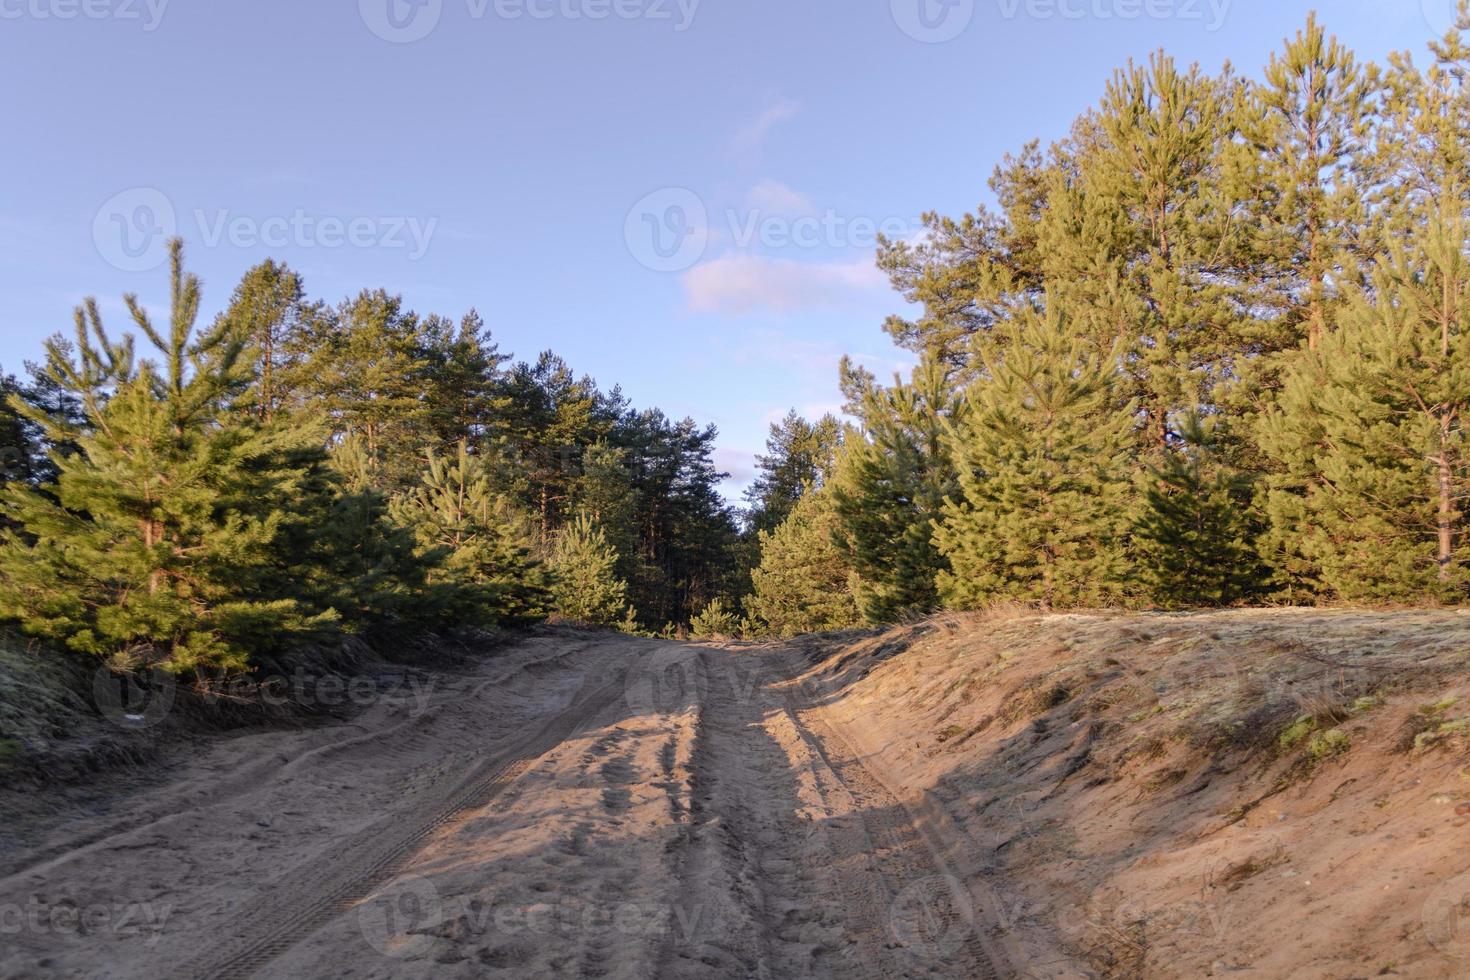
[744,179,813,214]
[681,254,885,316]
[732,97,799,158]
[716,330,917,400]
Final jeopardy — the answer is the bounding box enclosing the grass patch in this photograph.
[937,724,966,743]
[1277,714,1352,766]
[1398,696,1470,753]
[1279,716,1317,752]
[1413,719,1470,754]
[1307,729,1351,761]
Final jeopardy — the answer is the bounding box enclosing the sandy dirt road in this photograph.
[0,634,1001,979]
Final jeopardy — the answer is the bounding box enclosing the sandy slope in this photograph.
[785,609,1470,979]
[0,632,997,979]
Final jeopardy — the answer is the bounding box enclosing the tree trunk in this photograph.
[1438,435,1455,584]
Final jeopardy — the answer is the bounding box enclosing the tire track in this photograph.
[655,647,946,979]
[0,640,592,890]
[181,669,628,979]
[768,648,1003,980]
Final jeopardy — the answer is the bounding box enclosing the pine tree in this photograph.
[391,441,550,628]
[548,512,629,627]
[574,439,640,581]
[15,350,87,483]
[0,240,338,672]
[744,410,841,534]
[829,358,958,623]
[294,435,433,630]
[1134,413,1265,608]
[935,309,1136,610]
[0,370,37,488]
[1247,13,1380,354]
[875,142,1049,373]
[1258,201,1470,603]
[617,410,741,626]
[1376,2,1470,241]
[689,597,741,639]
[212,259,324,421]
[295,289,435,489]
[421,309,510,451]
[1044,53,1246,454]
[495,352,607,547]
[745,487,861,637]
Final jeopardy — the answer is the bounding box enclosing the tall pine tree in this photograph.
[1259,201,1470,602]
[391,441,550,628]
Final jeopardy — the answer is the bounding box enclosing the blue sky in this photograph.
[0,0,1451,499]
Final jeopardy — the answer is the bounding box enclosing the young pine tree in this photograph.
[935,310,1136,610]
[1258,201,1470,603]
[745,487,861,638]
[688,597,741,640]
[829,358,958,624]
[0,241,338,672]
[1133,413,1265,608]
[391,441,550,629]
[548,512,630,627]
[574,439,640,580]
[296,290,436,490]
